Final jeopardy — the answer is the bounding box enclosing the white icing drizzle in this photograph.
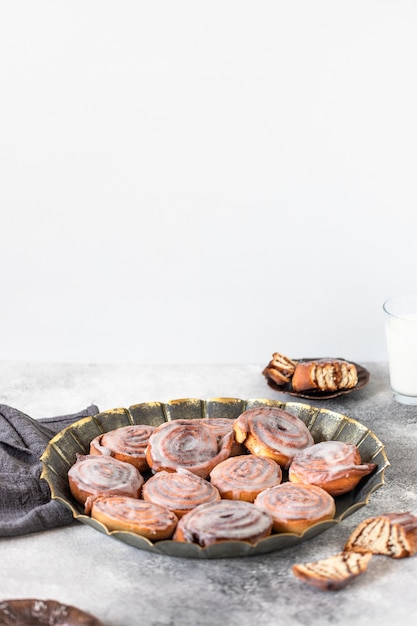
[234,407,314,464]
[90,425,155,458]
[210,454,282,498]
[143,469,220,511]
[290,441,368,479]
[255,483,335,521]
[178,500,272,545]
[146,420,232,477]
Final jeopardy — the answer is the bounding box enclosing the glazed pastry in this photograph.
[209,454,282,502]
[90,494,178,540]
[89,424,155,471]
[291,359,358,393]
[173,499,273,547]
[254,482,335,534]
[344,511,417,558]
[196,418,246,456]
[292,551,372,591]
[0,599,104,625]
[142,468,221,518]
[233,407,314,468]
[288,440,376,496]
[145,419,233,478]
[262,351,298,385]
[68,454,144,513]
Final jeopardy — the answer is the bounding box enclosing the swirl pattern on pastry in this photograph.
[262,351,298,385]
[233,407,314,468]
[173,499,273,546]
[90,495,178,540]
[254,482,336,533]
[292,551,372,591]
[288,440,377,496]
[68,454,144,513]
[344,511,417,558]
[209,454,282,502]
[89,424,155,472]
[196,418,245,455]
[0,599,104,625]
[142,468,221,517]
[145,419,233,478]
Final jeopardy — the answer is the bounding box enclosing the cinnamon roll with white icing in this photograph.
[233,407,314,468]
[142,468,221,518]
[173,500,273,547]
[288,440,376,496]
[89,424,155,472]
[254,482,336,534]
[196,418,245,456]
[68,454,144,513]
[145,419,233,478]
[90,495,178,540]
[209,454,282,502]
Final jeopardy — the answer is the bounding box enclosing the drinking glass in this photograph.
[383,294,417,405]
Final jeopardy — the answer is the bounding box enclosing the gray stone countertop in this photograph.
[1,361,416,626]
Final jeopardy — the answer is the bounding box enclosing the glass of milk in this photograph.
[383,294,417,404]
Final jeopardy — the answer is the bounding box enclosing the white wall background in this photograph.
[1,0,416,365]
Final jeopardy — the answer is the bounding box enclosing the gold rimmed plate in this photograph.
[264,358,370,400]
[40,397,388,559]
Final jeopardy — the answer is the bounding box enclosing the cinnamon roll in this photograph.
[233,407,314,468]
[197,418,245,456]
[288,440,377,496]
[254,482,336,534]
[0,599,104,625]
[90,495,178,541]
[145,419,233,478]
[142,468,221,518]
[68,454,144,513]
[209,454,282,502]
[89,424,155,472]
[173,499,273,547]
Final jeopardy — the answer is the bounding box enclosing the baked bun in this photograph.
[209,454,282,502]
[233,407,314,468]
[292,551,372,591]
[288,441,376,496]
[196,418,246,456]
[291,359,358,393]
[145,419,233,478]
[68,454,144,513]
[262,352,298,385]
[173,500,273,547]
[90,495,178,540]
[254,482,335,534]
[142,468,221,518]
[344,511,417,558]
[0,599,104,625]
[89,424,155,472]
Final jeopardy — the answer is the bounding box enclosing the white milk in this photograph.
[385,312,417,400]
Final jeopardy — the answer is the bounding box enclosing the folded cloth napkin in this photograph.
[0,403,99,537]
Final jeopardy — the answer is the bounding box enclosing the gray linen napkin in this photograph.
[0,403,99,537]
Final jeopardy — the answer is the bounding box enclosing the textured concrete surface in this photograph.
[1,361,417,626]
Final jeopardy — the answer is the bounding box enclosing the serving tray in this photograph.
[41,397,389,559]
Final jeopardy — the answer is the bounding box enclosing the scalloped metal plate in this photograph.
[40,398,389,559]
